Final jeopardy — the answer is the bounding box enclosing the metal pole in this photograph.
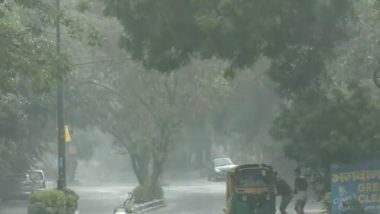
[56,0,66,191]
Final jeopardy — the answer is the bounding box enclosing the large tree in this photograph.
[67,53,229,201]
[100,0,354,177]
[102,0,352,95]
[272,85,380,168]
[0,0,100,193]
[0,1,68,197]
[271,1,380,195]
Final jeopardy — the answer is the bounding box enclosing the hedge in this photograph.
[28,189,79,214]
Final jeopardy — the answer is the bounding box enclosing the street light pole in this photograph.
[56,0,66,191]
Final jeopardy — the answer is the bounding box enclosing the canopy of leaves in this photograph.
[270,1,380,171]
[271,84,380,169]
[0,1,71,192]
[0,2,71,92]
[103,0,352,95]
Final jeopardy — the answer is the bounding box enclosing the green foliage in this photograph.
[0,2,70,92]
[270,0,380,197]
[0,0,72,198]
[0,93,55,197]
[272,84,380,169]
[28,189,79,214]
[103,0,352,95]
[64,189,79,213]
[63,14,103,47]
[133,184,164,204]
[14,0,45,8]
[0,0,103,190]
[74,0,92,12]
[28,190,65,214]
[103,0,200,72]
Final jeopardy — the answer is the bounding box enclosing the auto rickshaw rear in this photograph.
[224,164,276,214]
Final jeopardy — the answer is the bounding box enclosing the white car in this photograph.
[29,169,46,190]
[208,158,237,181]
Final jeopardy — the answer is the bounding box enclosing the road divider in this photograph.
[132,199,166,214]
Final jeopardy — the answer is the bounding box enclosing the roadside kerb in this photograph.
[132,199,165,214]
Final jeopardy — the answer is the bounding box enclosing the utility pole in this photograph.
[56,0,66,191]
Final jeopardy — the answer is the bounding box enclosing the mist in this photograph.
[2,1,379,214]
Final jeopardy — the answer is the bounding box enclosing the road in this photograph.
[1,179,323,214]
[152,180,226,214]
[150,180,323,214]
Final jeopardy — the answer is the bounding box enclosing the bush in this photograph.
[28,190,65,214]
[64,189,79,214]
[133,184,163,204]
[28,189,79,214]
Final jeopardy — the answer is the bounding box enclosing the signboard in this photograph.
[64,125,71,143]
[331,161,380,214]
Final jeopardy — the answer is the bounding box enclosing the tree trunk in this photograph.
[130,154,149,185]
[150,138,168,186]
[151,156,165,186]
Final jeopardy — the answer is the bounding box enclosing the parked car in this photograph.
[207,157,237,181]
[29,169,46,190]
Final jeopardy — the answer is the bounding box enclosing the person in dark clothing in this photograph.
[274,172,293,214]
[294,168,308,214]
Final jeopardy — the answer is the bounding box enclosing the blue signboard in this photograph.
[331,161,380,214]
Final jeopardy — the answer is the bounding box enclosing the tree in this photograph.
[270,1,380,195]
[0,1,67,195]
[55,0,232,188]
[272,0,380,192]
[69,55,229,201]
[271,84,380,193]
[0,1,67,92]
[0,0,95,194]
[102,0,352,95]
[99,1,359,183]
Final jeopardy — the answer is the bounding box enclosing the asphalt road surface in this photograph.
[1,179,323,214]
[150,180,323,214]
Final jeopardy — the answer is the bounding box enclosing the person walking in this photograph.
[274,172,293,214]
[294,168,308,214]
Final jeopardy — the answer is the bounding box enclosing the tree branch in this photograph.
[88,79,123,99]
[136,94,159,121]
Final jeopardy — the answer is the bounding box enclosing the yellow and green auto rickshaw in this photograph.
[224,164,276,214]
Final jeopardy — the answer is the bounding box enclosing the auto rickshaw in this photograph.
[224,164,276,214]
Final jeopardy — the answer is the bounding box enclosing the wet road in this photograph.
[152,181,225,214]
[1,179,323,214]
[74,179,226,214]
[74,183,135,214]
[149,179,323,214]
